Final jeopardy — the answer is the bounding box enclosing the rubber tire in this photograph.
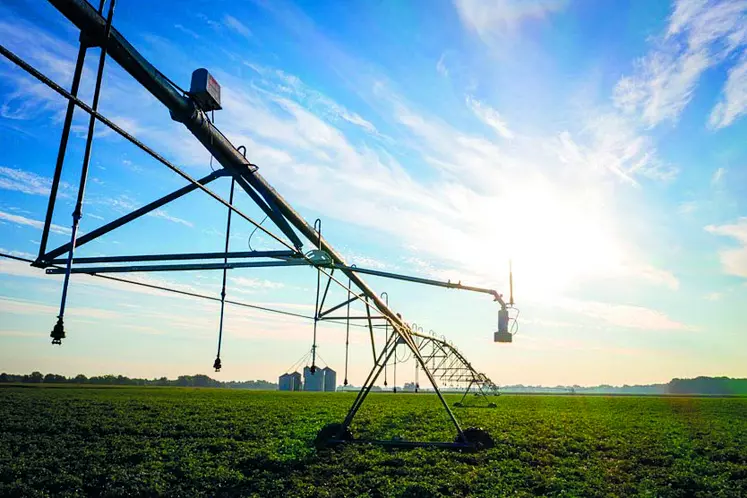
[314,423,353,450]
[456,427,495,450]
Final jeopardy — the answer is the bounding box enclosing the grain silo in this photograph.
[303,366,324,391]
[278,373,293,391]
[290,371,302,391]
[322,367,336,392]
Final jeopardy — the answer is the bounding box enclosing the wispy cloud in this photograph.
[436,53,449,77]
[94,195,193,228]
[614,0,747,128]
[0,166,71,197]
[243,62,379,135]
[465,95,514,139]
[150,209,193,228]
[0,20,76,121]
[705,218,747,278]
[0,210,70,235]
[558,298,693,331]
[174,23,200,40]
[0,247,35,259]
[229,276,285,292]
[709,54,747,128]
[679,201,698,215]
[223,15,252,39]
[454,0,568,41]
[0,295,121,320]
[197,13,221,30]
[634,265,680,291]
[556,112,678,186]
[711,166,727,185]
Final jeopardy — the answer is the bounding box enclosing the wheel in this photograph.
[488,402,497,408]
[456,427,495,450]
[453,401,463,407]
[314,423,353,450]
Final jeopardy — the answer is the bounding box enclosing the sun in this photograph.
[471,178,626,300]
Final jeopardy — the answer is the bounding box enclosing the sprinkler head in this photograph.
[50,316,65,345]
[213,357,222,372]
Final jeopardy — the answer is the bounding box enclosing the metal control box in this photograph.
[190,68,222,112]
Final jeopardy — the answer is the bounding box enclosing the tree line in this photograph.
[0,372,277,390]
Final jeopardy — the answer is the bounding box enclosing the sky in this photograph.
[0,0,745,387]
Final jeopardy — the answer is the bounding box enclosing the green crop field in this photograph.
[1,387,745,497]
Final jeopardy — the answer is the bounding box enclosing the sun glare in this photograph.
[475,180,625,299]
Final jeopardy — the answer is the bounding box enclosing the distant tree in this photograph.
[29,371,43,383]
[0,373,8,383]
[73,374,87,384]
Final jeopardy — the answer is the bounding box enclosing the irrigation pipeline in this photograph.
[0,252,372,329]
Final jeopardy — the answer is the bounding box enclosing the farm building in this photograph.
[278,373,293,391]
[278,371,303,391]
[289,371,302,391]
[322,367,336,392]
[303,366,324,391]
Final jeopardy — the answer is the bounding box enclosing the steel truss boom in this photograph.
[0,0,515,451]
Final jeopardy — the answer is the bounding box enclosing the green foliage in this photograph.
[0,389,745,497]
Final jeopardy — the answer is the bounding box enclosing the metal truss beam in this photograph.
[45,259,308,274]
[51,250,295,265]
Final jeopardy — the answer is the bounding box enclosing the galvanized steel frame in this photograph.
[0,0,512,450]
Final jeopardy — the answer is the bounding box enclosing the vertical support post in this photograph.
[365,296,376,363]
[214,177,235,371]
[51,0,116,345]
[343,276,351,386]
[37,43,88,260]
[381,292,388,388]
[310,219,322,371]
[393,337,398,393]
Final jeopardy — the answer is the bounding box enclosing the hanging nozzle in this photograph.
[494,307,512,343]
[213,356,222,372]
[50,316,65,345]
[495,260,516,343]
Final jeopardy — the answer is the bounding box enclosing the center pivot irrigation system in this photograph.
[1,0,520,451]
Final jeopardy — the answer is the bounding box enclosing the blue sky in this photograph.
[0,0,745,386]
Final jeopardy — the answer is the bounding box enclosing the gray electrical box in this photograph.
[190,68,222,112]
